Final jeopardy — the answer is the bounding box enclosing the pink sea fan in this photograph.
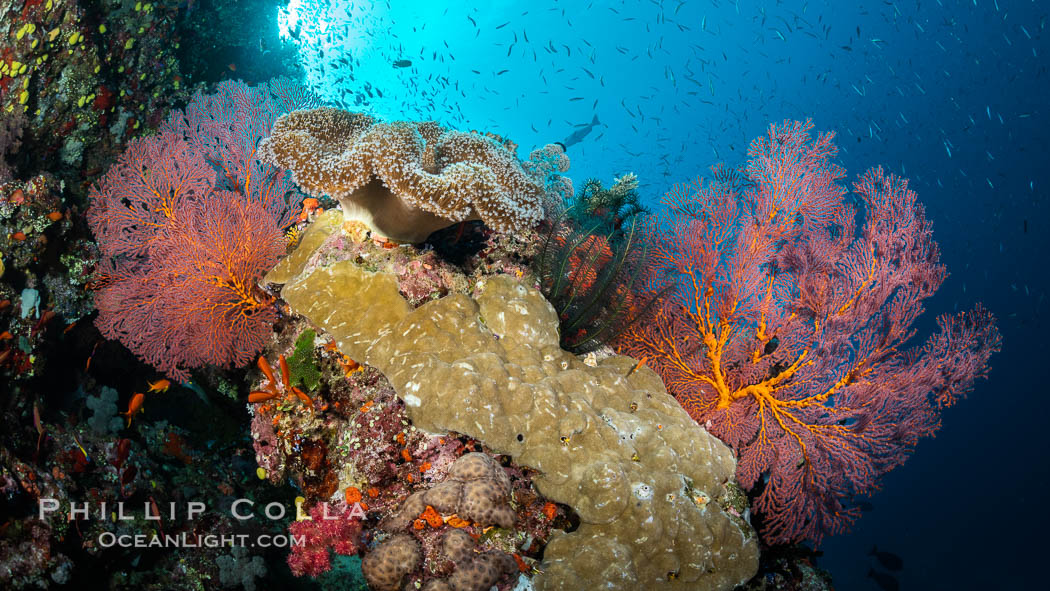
[88,134,287,380]
[87,80,312,380]
[618,120,1001,544]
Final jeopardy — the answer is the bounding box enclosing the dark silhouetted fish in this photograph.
[392,59,412,68]
[868,569,899,591]
[870,546,903,571]
[560,115,600,151]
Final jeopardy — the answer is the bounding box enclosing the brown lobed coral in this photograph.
[367,453,521,591]
[271,241,760,590]
[381,452,515,532]
[435,535,518,591]
[259,107,546,243]
[361,533,422,591]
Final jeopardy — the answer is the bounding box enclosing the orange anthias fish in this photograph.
[121,393,145,428]
[147,379,171,393]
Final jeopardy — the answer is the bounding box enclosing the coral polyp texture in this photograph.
[424,532,518,591]
[372,453,520,591]
[258,107,547,242]
[522,142,575,214]
[380,453,515,531]
[362,533,423,591]
[268,233,759,591]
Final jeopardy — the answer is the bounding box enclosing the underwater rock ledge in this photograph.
[267,219,760,591]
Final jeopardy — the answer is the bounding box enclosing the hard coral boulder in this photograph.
[381,453,514,532]
[441,529,476,564]
[368,451,523,590]
[361,533,422,591]
[447,551,518,591]
[259,107,545,242]
[277,258,760,591]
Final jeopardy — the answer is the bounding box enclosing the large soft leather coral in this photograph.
[259,107,544,242]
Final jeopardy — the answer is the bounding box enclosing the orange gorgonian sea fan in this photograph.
[87,80,314,380]
[617,120,1000,544]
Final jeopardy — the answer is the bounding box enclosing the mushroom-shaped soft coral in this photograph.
[259,107,546,243]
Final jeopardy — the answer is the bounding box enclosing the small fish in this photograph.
[33,401,43,437]
[114,438,131,468]
[148,495,166,537]
[33,401,45,459]
[147,379,171,393]
[869,546,904,571]
[121,393,145,428]
[71,433,90,463]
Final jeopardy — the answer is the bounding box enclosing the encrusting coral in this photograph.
[258,107,546,242]
[269,230,760,591]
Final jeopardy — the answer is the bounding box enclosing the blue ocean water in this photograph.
[279,0,1046,588]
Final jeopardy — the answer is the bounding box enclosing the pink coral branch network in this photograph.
[87,79,317,380]
[618,119,1000,545]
